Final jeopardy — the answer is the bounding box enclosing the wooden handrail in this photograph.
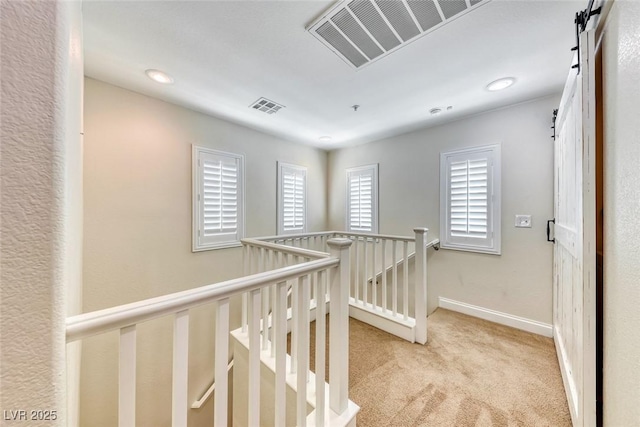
[66,257,339,343]
[334,231,416,243]
[241,238,329,259]
[257,230,417,243]
[255,231,335,242]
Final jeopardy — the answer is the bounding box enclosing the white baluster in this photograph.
[242,245,250,333]
[382,239,387,312]
[311,269,317,309]
[214,299,230,427]
[266,249,274,353]
[296,275,310,427]
[291,274,299,374]
[372,238,377,309]
[315,270,327,427]
[248,289,261,426]
[259,249,269,350]
[119,325,136,427]
[274,281,288,427]
[392,240,398,316]
[327,238,352,414]
[414,228,428,344]
[354,238,359,303]
[172,310,189,427]
[271,282,276,357]
[403,241,409,321]
[363,239,368,307]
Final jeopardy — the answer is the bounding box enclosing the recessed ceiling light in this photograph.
[430,108,442,116]
[145,69,174,84]
[486,77,515,92]
[319,136,332,142]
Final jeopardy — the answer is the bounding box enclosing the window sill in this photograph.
[439,243,501,256]
[192,241,243,252]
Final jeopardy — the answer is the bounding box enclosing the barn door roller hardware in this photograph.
[570,0,602,73]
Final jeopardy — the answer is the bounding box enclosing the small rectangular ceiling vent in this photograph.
[249,97,285,114]
[308,0,488,69]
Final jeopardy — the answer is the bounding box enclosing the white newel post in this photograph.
[327,238,352,414]
[414,228,428,345]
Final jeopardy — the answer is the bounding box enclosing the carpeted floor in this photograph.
[302,308,571,427]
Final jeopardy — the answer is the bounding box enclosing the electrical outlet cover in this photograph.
[515,215,532,228]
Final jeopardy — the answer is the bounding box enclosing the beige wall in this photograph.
[328,96,558,323]
[81,78,328,426]
[0,1,83,425]
[601,1,640,424]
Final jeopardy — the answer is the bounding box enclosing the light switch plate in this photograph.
[515,215,532,228]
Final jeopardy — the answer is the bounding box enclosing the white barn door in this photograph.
[553,29,596,427]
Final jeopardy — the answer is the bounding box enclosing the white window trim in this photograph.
[439,144,501,255]
[192,145,245,251]
[346,164,379,234]
[277,162,308,235]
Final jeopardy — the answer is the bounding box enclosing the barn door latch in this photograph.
[547,219,556,244]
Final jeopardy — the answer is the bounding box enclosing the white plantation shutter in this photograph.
[440,145,500,254]
[347,164,378,233]
[193,146,244,251]
[277,163,307,234]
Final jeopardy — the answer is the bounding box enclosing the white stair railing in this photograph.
[261,228,438,345]
[238,237,356,426]
[66,237,355,427]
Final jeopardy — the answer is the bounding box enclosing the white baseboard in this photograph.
[348,299,416,343]
[438,297,552,337]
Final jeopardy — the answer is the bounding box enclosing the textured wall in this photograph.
[81,78,328,427]
[328,96,558,323]
[0,1,82,424]
[602,1,640,424]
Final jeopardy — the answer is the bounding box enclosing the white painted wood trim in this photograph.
[413,228,428,345]
[247,289,261,427]
[66,256,339,343]
[119,325,136,427]
[242,238,329,260]
[438,297,553,337]
[172,310,189,427]
[315,271,327,427]
[274,281,288,427]
[213,299,230,425]
[349,302,416,343]
[230,329,360,427]
[296,276,310,427]
[328,239,352,414]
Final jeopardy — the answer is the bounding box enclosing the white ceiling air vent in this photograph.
[308,0,489,69]
[249,97,285,114]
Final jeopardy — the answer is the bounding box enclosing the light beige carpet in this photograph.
[301,308,571,427]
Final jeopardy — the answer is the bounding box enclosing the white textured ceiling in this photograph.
[83,0,582,149]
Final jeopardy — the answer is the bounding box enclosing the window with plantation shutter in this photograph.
[346,164,378,233]
[277,162,307,235]
[440,144,501,254]
[193,146,244,251]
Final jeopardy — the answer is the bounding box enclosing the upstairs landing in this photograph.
[309,309,571,426]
